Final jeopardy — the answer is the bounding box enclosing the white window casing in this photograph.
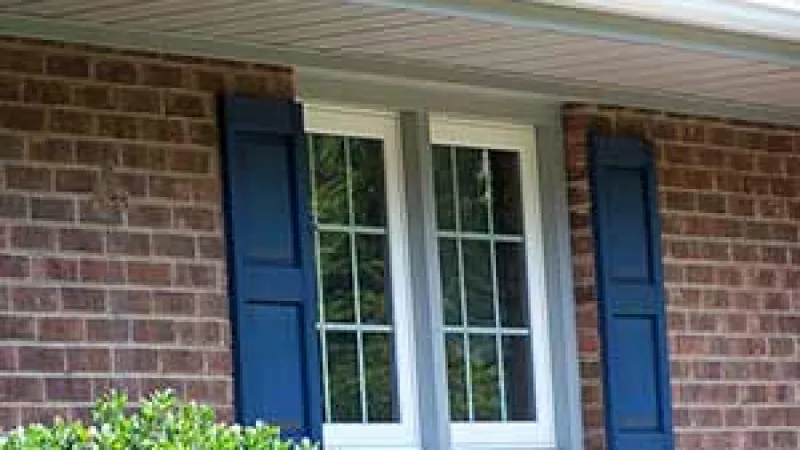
[303,102,566,450]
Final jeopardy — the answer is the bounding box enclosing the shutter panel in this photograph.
[589,133,674,450]
[219,95,322,441]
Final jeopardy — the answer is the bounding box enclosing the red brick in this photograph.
[38,317,84,341]
[0,254,29,278]
[32,198,74,222]
[46,378,91,401]
[36,257,78,281]
[165,92,208,118]
[61,287,106,312]
[133,319,176,343]
[152,234,195,258]
[197,237,224,259]
[23,79,70,105]
[175,263,216,287]
[18,347,65,371]
[174,206,218,231]
[5,165,51,190]
[108,290,151,315]
[48,108,93,135]
[188,121,217,146]
[77,199,122,225]
[11,286,58,312]
[0,194,27,218]
[72,84,114,110]
[86,318,128,342]
[0,316,35,339]
[766,134,793,153]
[0,132,25,160]
[191,178,220,203]
[127,204,171,228]
[66,348,111,372]
[10,225,55,250]
[0,74,21,101]
[55,169,97,193]
[0,48,44,74]
[59,228,103,253]
[192,69,226,91]
[46,54,90,78]
[97,114,137,139]
[140,63,186,88]
[0,378,43,402]
[107,231,150,256]
[78,259,124,283]
[114,348,157,372]
[127,262,171,286]
[139,117,185,143]
[176,321,221,346]
[169,149,211,173]
[0,104,45,131]
[160,349,203,373]
[116,87,162,114]
[94,59,137,83]
[30,138,74,162]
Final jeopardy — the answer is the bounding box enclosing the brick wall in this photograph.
[0,37,293,427]
[565,105,800,450]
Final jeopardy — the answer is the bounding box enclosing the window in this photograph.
[305,105,554,449]
[431,117,554,448]
[305,104,417,449]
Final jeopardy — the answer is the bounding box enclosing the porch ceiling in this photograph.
[0,0,799,123]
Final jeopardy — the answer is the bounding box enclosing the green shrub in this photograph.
[0,390,317,450]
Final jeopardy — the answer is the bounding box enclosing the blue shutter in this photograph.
[219,95,322,441]
[589,133,674,450]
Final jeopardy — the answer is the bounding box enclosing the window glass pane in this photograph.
[470,334,501,421]
[463,240,494,327]
[456,147,489,233]
[351,138,386,227]
[364,332,399,422]
[310,131,399,425]
[490,151,523,235]
[433,145,456,231]
[433,143,536,424]
[357,234,391,325]
[445,333,469,421]
[319,231,355,323]
[327,331,361,423]
[439,238,462,326]
[496,242,528,328]
[312,134,348,225]
[503,335,535,421]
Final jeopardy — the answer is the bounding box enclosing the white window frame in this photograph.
[429,115,556,449]
[304,103,419,450]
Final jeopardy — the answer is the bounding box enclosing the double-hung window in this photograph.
[305,104,554,449]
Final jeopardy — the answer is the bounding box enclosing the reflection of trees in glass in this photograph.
[471,335,501,420]
[313,135,348,225]
[310,133,398,424]
[364,333,397,421]
[435,144,535,423]
[319,232,354,323]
